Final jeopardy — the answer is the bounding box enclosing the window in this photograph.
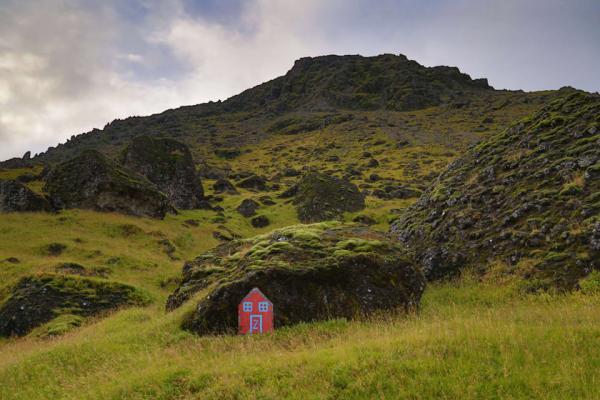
[258,302,269,312]
[243,302,252,312]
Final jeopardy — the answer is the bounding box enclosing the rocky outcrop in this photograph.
[122,136,204,209]
[0,274,148,337]
[0,180,51,212]
[237,175,268,191]
[44,150,172,218]
[391,91,600,290]
[167,223,425,335]
[212,178,238,194]
[287,170,365,222]
[236,199,259,217]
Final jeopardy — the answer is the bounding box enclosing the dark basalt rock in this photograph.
[282,167,300,177]
[258,195,276,205]
[212,178,238,194]
[0,180,51,212]
[237,175,268,191]
[0,274,148,337]
[289,170,365,222]
[44,150,172,219]
[236,199,259,217]
[251,215,270,228]
[122,136,204,209]
[391,91,600,289]
[167,223,425,335]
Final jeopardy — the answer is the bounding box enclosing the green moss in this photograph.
[32,314,84,338]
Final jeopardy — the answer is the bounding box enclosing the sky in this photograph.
[0,0,598,161]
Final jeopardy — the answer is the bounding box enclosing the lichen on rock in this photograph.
[121,136,204,209]
[44,150,173,218]
[0,274,149,337]
[0,180,51,212]
[286,170,365,223]
[391,91,600,290]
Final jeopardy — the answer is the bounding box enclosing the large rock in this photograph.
[236,174,268,191]
[44,150,172,218]
[236,199,259,217]
[0,180,51,212]
[0,274,148,337]
[167,223,425,335]
[122,136,204,209]
[391,91,600,290]
[289,170,365,222]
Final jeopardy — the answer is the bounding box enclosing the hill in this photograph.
[391,91,600,290]
[0,54,598,399]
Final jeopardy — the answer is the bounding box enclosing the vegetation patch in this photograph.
[0,274,149,337]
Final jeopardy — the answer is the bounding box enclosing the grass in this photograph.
[0,273,598,399]
[0,88,592,398]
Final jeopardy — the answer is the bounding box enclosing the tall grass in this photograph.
[0,276,598,399]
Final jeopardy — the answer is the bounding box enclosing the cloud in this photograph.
[0,0,598,160]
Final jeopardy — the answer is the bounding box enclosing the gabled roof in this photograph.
[240,287,272,304]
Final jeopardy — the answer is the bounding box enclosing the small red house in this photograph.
[238,288,274,335]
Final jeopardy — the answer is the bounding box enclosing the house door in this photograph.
[249,315,262,334]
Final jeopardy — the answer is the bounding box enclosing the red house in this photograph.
[238,288,274,335]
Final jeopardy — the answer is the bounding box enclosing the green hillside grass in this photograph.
[0,273,598,399]
[1,206,598,398]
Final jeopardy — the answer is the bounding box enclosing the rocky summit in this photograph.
[167,222,425,335]
[44,150,173,218]
[121,136,204,210]
[392,91,600,290]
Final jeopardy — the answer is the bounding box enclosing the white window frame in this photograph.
[258,301,269,312]
[243,302,252,312]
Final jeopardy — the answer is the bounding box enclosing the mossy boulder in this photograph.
[236,199,259,217]
[0,274,149,337]
[0,179,51,212]
[122,136,204,209]
[212,178,238,194]
[167,222,425,335]
[44,150,172,218]
[391,91,600,289]
[236,175,268,191]
[288,170,365,222]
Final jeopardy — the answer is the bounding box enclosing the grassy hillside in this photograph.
[0,273,598,399]
[1,55,597,398]
[0,207,598,399]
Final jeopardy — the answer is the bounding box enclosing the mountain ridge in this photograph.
[1,53,544,167]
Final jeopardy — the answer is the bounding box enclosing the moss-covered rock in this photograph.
[0,274,149,337]
[167,222,425,335]
[44,150,172,218]
[0,179,51,212]
[391,91,600,290]
[287,170,365,222]
[122,136,204,209]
